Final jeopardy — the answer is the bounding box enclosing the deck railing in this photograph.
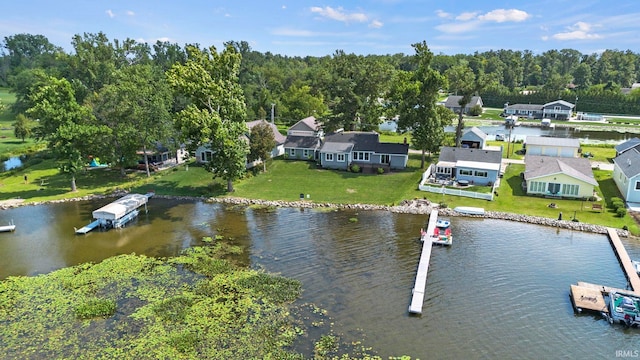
[418,167,494,201]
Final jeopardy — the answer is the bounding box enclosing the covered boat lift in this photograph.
[75,193,152,234]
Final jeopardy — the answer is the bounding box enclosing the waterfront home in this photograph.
[524,136,580,158]
[443,95,483,114]
[503,100,574,120]
[137,142,188,169]
[284,116,324,160]
[319,131,409,172]
[460,126,487,149]
[612,147,640,204]
[286,116,323,137]
[523,155,597,199]
[433,147,502,186]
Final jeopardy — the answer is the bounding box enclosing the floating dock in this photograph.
[409,209,439,314]
[606,228,640,293]
[0,220,16,233]
[75,193,152,234]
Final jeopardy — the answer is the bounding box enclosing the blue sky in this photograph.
[3,0,640,56]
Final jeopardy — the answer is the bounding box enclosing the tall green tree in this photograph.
[167,44,248,192]
[391,42,449,168]
[248,121,276,173]
[91,64,173,177]
[445,62,485,147]
[27,76,110,191]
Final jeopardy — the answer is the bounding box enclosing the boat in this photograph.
[453,206,485,215]
[0,220,16,232]
[606,291,640,327]
[431,218,452,246]
[495,132,505,141]
[633,260,640,275]
[75,192,153,234]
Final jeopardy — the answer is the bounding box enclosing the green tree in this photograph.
[445,62,484,147]
[27,76,111,191]
[279,82,327,123]
[167,44,248,192]
[12,113,34,142]
[248,121,276,172]
[391,42,449,168]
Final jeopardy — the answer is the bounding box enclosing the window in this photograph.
[562,184,579,196]
[529,181,545,193]
[381,154,390,164]
[353,152,370,161]
[325,153,334,162]
[554,106,561,111]
[635,181,640,190]
[459,169,472,176]
[436,166,452,175]
[303,149,310,158]
[474,170,488,178]
[337,154,345,162]
[289,148,296,157]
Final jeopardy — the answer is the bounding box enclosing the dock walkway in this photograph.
[607,228,640,293]
[409,209,439,314]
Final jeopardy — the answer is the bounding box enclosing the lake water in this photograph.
[1,199,639,358]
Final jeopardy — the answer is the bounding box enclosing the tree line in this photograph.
[2,32,640,190]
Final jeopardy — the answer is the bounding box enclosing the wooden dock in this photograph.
[607,228,640,294]
[409,209,439,314]
[570,228,640,315]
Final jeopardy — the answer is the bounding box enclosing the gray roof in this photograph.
[505,104,543,111]
[613,147,640,178]
[246,119,286,144]
[444,95,482,108]
[524,155,597,185]
[462,126,487,140]
[438,147,502,164]
[525,136,580,148]
[284,135,321,149]
[543,100,575,109]
[615,137,640,154]
[320,142,353,153]
[289,116,321,132]
[376,142,410,155]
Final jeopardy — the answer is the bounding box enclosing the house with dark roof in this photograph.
[434,147,502,186]
[444,96,483,114]
[612,147,640,204]
[525,136,580,158]
[319,131,409,172]
[461,127,487,149]
[615,137,640,156]
[523,155,597,199]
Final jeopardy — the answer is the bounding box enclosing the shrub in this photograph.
[350,164,360,173]
[469,104,483,116]
[616,207,627,217]
[612,199,625,210]
[439,202,448,209]
[377,167,384,174]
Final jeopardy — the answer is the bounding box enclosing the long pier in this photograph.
[570,227,640,313]
[409,209,439,314]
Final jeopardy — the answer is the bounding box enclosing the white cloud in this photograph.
[106,9,115,18]
[436,10,452,19]
[478,9,530,23]
[456,12,478,21]
[369,19,384,28]
[272,27,316,37]
[126,10,135,16]
[435,21,481,34]
[310,6,368,23]
[282,5,286,9]
[551,22,602,40]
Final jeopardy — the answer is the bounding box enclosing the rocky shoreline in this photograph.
[0,193,629,237]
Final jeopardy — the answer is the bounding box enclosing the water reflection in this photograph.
[3,156,23,171]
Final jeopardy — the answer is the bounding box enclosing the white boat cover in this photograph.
[92,194,149,220]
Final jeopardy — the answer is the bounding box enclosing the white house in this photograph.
[525,136,580,158]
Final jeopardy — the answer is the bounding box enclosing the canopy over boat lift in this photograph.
[75,193,152,234]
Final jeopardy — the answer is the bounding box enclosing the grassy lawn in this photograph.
[0,87,40,157]
[232,156,424,205]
